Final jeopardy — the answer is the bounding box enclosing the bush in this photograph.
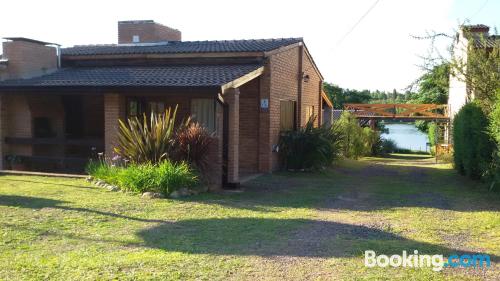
[336,112,366,159]
[115,106,178,164]
[174,121,214,171]
[335,112,381,158]
[380,139,397,154]
[363,127,381,156]
[279,116,342,170]
[428,122,438,146]
[453,102,494,179]
[487,96,500,189]
[86,160,198,195]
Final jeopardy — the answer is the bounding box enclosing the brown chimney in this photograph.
[0,37,58,81]
[118,20,181,44]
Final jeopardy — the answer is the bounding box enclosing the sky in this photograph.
[0,0,498,92]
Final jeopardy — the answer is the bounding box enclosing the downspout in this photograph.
[318,80,323,125]
[297,45,304,128]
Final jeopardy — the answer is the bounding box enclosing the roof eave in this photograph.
[0,85,222,94]
[61,51,267,61]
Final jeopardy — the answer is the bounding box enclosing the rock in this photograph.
[169,190,181,199]
[106,185,119,192]
[142,192,164,199]
[188,189,199,195]
[94,180,105,187]
[179,188,190,196]
[85,176,93,182]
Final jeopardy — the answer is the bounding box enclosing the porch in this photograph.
[0,63,265,187]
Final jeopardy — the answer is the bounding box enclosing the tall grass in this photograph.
[279,116,342,170]
[87,160,198,195]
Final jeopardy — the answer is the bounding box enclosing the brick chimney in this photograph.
[0,37,58,81]
[118,20,181,44]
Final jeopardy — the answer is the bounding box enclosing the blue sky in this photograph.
[0,0,498,91]
[450,0,499,28]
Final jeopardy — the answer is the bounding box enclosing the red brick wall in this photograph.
[239,78,260,175]
[1,40,57,80]
[0,96,4,169]
[104,94,126,157]
[258,60,272,172]
[269,46,300,170]
[301,52,322,127]
[118,20,181,43]
[258,45,322,172]
[2,95,33,156]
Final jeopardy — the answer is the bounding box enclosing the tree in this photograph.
[411,62,450,104]
[408,62,450,132]
[323,83,345,109]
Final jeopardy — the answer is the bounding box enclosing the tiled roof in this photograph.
[474,35,500,48]
[0,64,263,88]
[61,38,303,56]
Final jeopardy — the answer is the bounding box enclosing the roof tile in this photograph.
[61,38,302,56]
[0,64,263,88]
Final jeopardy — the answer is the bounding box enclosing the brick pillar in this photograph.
[225,88,240,184]
[104,94,125,158]
[258,64,272,172]
[0,95,3,170]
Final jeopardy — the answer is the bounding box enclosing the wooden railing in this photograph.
[344,104,449,120]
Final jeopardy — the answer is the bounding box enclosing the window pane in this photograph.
[129,100,138,117]
[191,99,215,132]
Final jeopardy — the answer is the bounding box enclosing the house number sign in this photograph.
[260,98,269,109]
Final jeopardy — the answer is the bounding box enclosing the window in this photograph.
[191,99,215,132]
[280,100,296,131]
[128,100,139,117]
[148,101,165,114]
[305,105,315,122]
[132,35,140,43]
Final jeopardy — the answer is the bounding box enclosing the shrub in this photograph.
[86,160,198,195]
[428,122,438,146]
[487,96,500,189]
[363,127,381,156]
[335,112,381,158]
[453,102,494,179]
[174,121,214,171]
[336,112,366,159]
[115,106,178,164]
[380,139,397,154]
[278,116,342,170]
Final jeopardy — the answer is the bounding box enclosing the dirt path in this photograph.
[243,156,499,280]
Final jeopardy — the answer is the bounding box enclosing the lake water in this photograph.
[381,123,429,152]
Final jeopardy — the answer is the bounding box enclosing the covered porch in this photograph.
[0,63,265,187]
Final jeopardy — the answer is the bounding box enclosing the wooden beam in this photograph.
[344,103,449,120]
[220,66,264,93]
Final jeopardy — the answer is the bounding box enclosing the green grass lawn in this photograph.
[0,155,499,280]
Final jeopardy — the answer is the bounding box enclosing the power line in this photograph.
[336,0,382,47]
[469,0,489,19]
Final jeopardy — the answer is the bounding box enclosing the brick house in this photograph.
[449,24,499,119]
[0,20,332,188]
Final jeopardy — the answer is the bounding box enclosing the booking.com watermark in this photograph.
[365,250,491,272]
